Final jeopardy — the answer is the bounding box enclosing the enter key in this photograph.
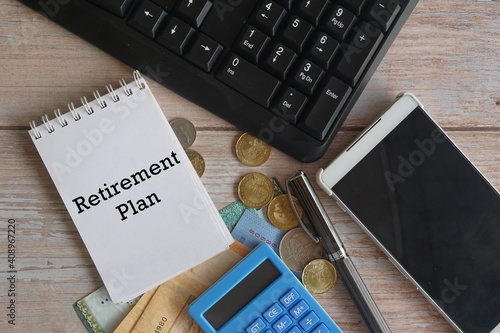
[298,76,351,141]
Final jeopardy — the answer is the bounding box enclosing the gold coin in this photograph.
[237,172,274,209]
[185,149,205,177]
[267,194,303,231]
[235,132,271,166]
[302,259,337,294]
[279,228,324,272]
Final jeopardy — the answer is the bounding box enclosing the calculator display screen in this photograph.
[203,259,281,330]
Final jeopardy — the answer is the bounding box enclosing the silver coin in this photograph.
[279,227,324,272]
[170,118,197,149]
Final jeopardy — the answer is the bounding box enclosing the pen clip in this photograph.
[286,173,320,244]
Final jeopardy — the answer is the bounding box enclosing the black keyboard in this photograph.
[21,0,418,162]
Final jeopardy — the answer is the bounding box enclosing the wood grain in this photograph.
[0,0,498,332]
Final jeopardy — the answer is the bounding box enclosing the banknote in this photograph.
[73,286,142,333]
[231,209,285,254]
[114,242,249,333]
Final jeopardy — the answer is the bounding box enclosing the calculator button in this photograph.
[272,314,292,332]
[280,288,300,308]
[287,326,302,333]
[289,299,310,319]
[263,303,283,322]
[299,311,320,331]
[246,317,267,333]
[311,323,330,333]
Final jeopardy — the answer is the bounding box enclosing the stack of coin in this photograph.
[170,118,205,177]
[235,132,271,166]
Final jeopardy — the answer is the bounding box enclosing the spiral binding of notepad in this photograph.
[29,70,146,140]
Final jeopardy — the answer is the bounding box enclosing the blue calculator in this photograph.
[189,244,343,333]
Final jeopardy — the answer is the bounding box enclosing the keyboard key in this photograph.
[289,299,310,319]
[246,317,267,333]
[279,15,314,53]
[157,17,195,55]
[129,1,167,38]
[252,1,287,36]
[306,32,339,70]
[333,22,383,86]
[299,311,320,331]
[273,314,292,332]
[365,0,401,32]
[299,75,351,140]
[263,302,283,322]
[262,42,297,80]
[200,0,256,47]
[88,0,134,17]
[322,5,356,41]
[295,0,329,26]
[272,86,307,124]
[280,288,300,308]
[185,33,223,71]
[274,0,294,10]
[216,53,282,108]
[337,0,367,15]
[151,0,177,11]
[289,59,324,95]
[175,0,212,28]
[234,26,270,63]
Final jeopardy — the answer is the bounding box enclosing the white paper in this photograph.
[30,76,233,303]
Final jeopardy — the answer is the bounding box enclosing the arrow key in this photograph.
[252,1,287,36]
[185,33,223,72]
[129,0,166,38]
[157,17,195,55]
[306,32,339,70]
[262,42,297,81]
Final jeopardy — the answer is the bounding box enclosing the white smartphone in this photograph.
[317,93,500,333]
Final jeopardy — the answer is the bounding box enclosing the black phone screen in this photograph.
[332,107,500,333]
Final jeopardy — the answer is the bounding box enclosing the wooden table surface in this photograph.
[0,0,498,332]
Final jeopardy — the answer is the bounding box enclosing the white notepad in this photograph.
[28,71,233,303]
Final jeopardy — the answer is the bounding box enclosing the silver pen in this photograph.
[286,170,392,333]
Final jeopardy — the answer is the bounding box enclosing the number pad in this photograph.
[212,0,399,140]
